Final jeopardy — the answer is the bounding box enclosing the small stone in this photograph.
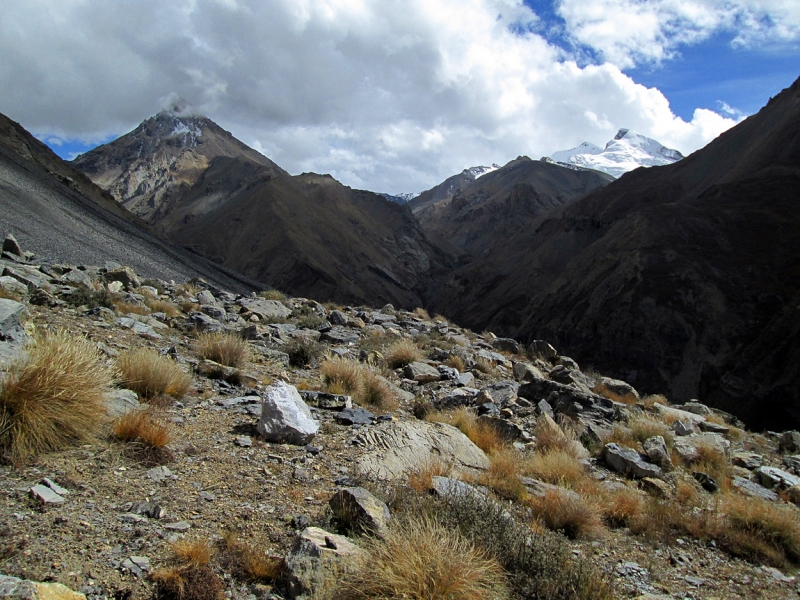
[163,521,191,531]
[41,478,69,496]
[329,487,391,534]
[336,407,375,425]
[235,436,253,447]
[146,466,174,483]
[693,471,719,493]
[29,484,65,504]
[199,491,216,501]
[403,361,441,383]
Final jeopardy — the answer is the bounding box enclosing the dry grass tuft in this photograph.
[479,447,527,501]
[219,531,285,583]
[171,539,212,567]
[286,337,324,368]
[116,347,191,400]
[527,490,604,540]
[194,332,250,367]
[259,289,287,301]
[413,307,431,320]
[606,415,673,452]
[339,515,510,600]
[720,494,800,565]
[427,407,505,454]
[321,355,363,396]
[524,449,589,488]
[642,394,669,407]
[113,409,173,465]
[407,459,454,493]
[444,354,465,372]
[0,330,116,462]
[145,298,181,317]
[358,368,398,411]
[113,299,151,316]
[534,415,586,457]
[596,487,645,528]
[0,287,24,301]
[384,338,423,369]
[152,537,224,600]
[473,356,497,375]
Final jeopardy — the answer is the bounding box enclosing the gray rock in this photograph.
[491,337,519,354]
[163,521,191,531]
[196,290,217,305]
[529,340,558,360]
[597,376,639,399]
[731,476,778,502]
[693,471,719,493]
[682,401,711,416]
[779,431,800,454]
[477,415,524,441]
[238,297,292,320]
[732,452,764,470]
[146,466,174,483]
[284,527,361,600]
[3,234,23,256]
[41,478,69,496]
[3,264,55,291]
[0,276,28,298]
[328,310,348,326]
[319,329,360,345]
[480,381,519,405]
[257,382,319,445]
[783,455,800,473]
[0,573,87,599]
[698,420,730,435]
[755,466,800,490]
[336,407,375,425]
[0,298,28,338]
[430,476,486,500]
[513,361,546,382]
[603,443,662,479]
[105,389,141,418]
[673,433,730,460]
[519,477,581,501]
[105,266,140,291]
[643,436,673,471]
[672,419,694,436]
[130,502,166,519]
[456,371,475,387]
[356,420,489,480]
[300,390,353,410]
[116,317,162,340]
[200,304,226,320]
[185,311,222,333]
[437,364,459,380]
[61,269,93,288]
[329,487,390,534]
[29,484,65,504]
[537,399,554,418]
[403,361,441,383]
[235,436,253,447]
[121,555,150,577]
[435,387,478,408]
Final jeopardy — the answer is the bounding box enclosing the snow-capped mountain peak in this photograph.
[464,163,501,178]
[547,129,683,178]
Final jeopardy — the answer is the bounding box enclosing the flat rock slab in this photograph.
[403,361,441,383]
[29,484,65,504]
[0,298,28,337]
[355,420,489,480]
[732,476,778,502]
[284,527,362,599]
[755,466,800,490]
[238,297,292,320]
[116,317,162,340]
[336,407,375,425]
[603,443,662,479]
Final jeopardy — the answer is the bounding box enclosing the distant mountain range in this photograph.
[545,129,684,178]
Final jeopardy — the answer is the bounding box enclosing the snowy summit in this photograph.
[547,129,684,178]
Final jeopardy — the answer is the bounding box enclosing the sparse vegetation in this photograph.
[62,286,115,310]
[112,409,173,465]
[444,353,465,372]
[524,449,589,488]
[385,338,423,368]
[427,407,505,454]
[339,514,510,600]
[152,538,224,600]
[527,490,604,540]
[116,347,191,399]
[286,337,324,368]
[592,381,639,404]
[218,531,285,583]
[194,331,251,367]
[0,330,116,462]
[320,355,397,409]
[259,289,287,301]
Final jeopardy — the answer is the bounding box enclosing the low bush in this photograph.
[62,286,115,310]
[116,347,191,400]
[338,514,510,600]
[286,337,324,368]
[534,414,586,457]
[595,486,644,528]
[444,354,465,372]
[218,531,284,583]
[145,297,181,317]
[152,538,224,600]
[0,330,116,462]
[194,332,250,367]
[384,338,423,369]
[113,409,173,465]
[473,356,497,375]
[259,289,287,301]
[527,490,604,540]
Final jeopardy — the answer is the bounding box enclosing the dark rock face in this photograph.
[427,76,800,430]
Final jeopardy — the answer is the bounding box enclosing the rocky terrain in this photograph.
[2,237,800,600]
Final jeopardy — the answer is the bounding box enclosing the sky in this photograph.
[1,0,797,194]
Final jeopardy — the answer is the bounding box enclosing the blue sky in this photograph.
[2,0,798,192]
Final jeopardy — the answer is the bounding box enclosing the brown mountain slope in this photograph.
[414,157,613,256]
[73,112,454,308]
[72,110,280,224]
[0,112,260,293]
[427,76,800,430]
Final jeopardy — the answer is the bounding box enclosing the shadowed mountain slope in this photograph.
[0,113,260,293]
[73,113,453,308]
[427,76,800,430]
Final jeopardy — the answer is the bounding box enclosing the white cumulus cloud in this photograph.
[0,0,778,193]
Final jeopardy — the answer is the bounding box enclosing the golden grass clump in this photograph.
[113,299,151,316]
[384,338,423,369]
[473,356,497,375]
[259,289,287,301]
[479,447,528,501]
[720,494,800,566]
[596,486,645,528]
[606,415,673,452]
[152,538,224,600]
[427,407,505,454]
[527,490,604,540]
[407,459,454,493]
[112,409,173,465]
[534,414,586,458]
[116,347,191,400]
[145,297,181,318]
[339,515,510,600]
[195,331,251,367]
[413,307,431,320]
[444,354,465,372]
[321,355,363,396]
[358,368,398,411]
[0,330,116,462]
[219,531,285,583]
[524,449,589,488]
